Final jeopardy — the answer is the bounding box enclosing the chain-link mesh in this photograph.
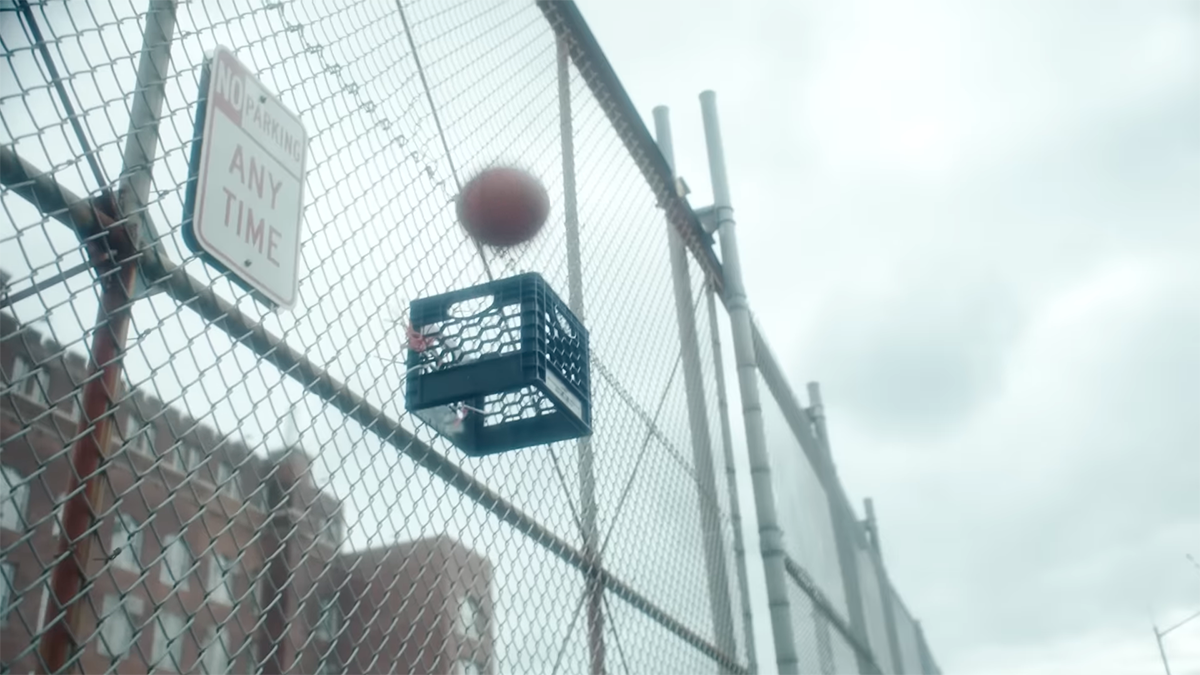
[782,551,880,675]
[856,544,897,675]
[1,1,940,674]
[889,587,925,675]
[760,381,848,618]
[753,300,942,674]
[1,0,745,673]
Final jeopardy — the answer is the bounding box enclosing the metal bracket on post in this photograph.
[694,205,720,235]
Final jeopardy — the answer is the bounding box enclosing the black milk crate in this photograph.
[404,272,592,456]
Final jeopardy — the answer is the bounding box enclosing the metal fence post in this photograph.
[808,381,874,674]
[653,105,738,669]
[699,90,798,674]
[36,212,140,674]
[865,498,905,673]
[706,278,759,674]
[35,2,177,671]
[557,34,605,675]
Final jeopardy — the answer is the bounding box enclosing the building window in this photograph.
[214,461,235,494]
[99,594,142,662]
[250,633,264,675]
[457,595,481,640]
[9,355,48,404]
[250,485,270,513]
[317,650,341,675]
[150,610,186,672]
[62,394,80,421]
[161,534,193,590]
[178,444,201,473]
[315,596,340,642]
[110,512,143,573]
[455,660,484,675]
[319,517,343,549]
[127,415,156,456]
[249,574,268,674]
[0,562,13,626]
[202,626,231,675]
[207,553,234,605]
[1,465,29,532]
[138,422,158,456]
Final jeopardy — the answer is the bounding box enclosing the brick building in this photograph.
[1,309,493,674]
[332,537,494,675]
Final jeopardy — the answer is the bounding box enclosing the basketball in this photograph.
[456,166,550,247]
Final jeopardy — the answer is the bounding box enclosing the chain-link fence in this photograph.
[751,315,942,674]
[1,1,938,674]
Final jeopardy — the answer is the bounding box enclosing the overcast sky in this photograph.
[7,0,1200,667]
[582,0,1200,673]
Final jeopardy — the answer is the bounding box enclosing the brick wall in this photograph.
[1,310,493,674]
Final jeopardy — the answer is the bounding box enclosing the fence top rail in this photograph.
[538,0,725,295]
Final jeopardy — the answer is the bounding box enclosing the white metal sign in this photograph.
[183,45,307,309]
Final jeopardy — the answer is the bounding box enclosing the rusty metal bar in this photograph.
[39,254,137,674]
[0,154,144,671]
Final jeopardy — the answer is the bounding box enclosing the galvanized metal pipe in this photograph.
[558,34,605,675]
[654,104,738,669]
[700,90,798,674]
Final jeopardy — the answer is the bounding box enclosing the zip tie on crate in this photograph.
[405,320,438,353]
[403,318,484,425]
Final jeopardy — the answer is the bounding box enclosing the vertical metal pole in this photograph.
[864,498,904,673]
[706,277,758,673]
[558,35,604,675]
[808,382,873,674]
[1154,626,1172,675]
[117,0,176,246]
[653,105,738,669]
[38,251,138,674]
[38,2,177,671]
[699,90,798,674]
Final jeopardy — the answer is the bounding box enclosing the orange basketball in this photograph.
[456,167,550,247]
